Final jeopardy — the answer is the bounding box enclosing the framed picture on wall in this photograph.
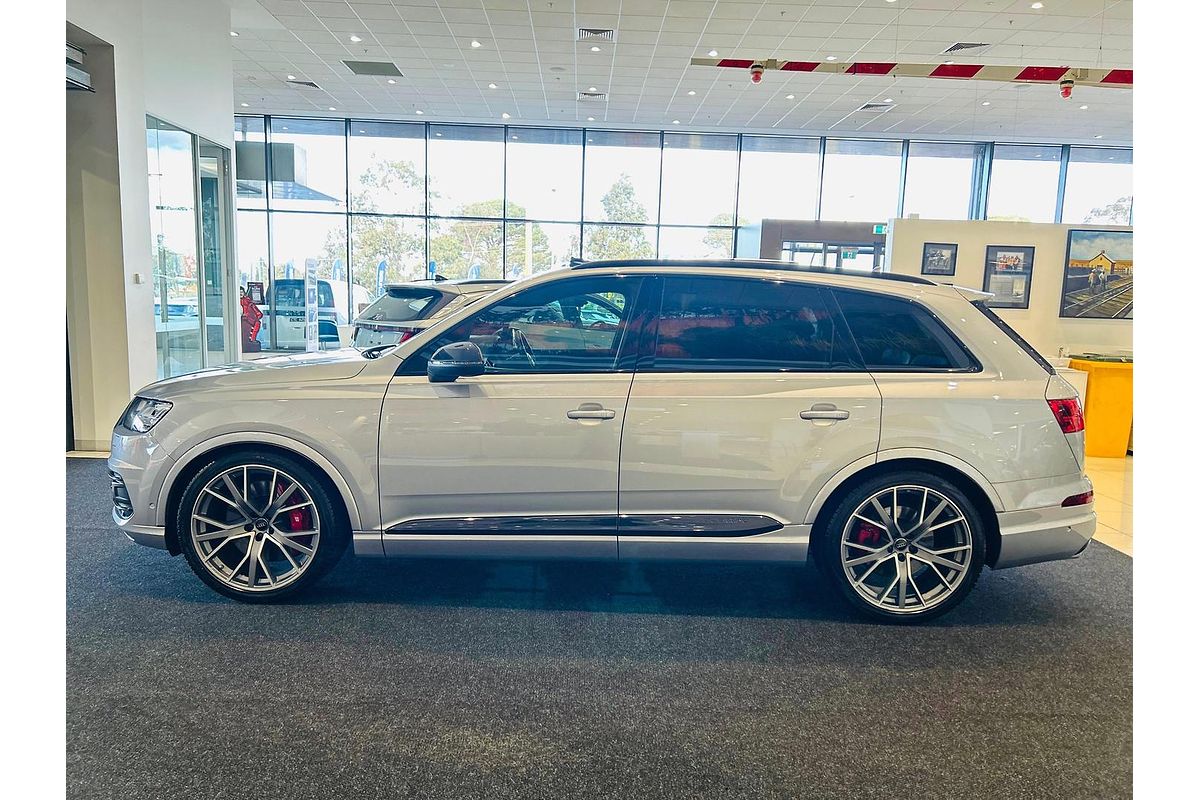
[982,245,1035,309]
[1059,229,1133,319]
[920,242,958,276]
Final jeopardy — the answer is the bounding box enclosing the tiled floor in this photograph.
[1087,455,1133,556]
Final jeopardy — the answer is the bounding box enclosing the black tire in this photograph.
[174,449,349,603]
[814,470,987,623]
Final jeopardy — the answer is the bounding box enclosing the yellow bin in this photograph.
[1068,357,1133,457]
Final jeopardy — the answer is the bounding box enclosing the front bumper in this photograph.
[109,425,177,551]
[992,503,1097,569]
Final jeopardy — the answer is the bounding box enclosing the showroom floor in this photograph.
[66,457,1131,800]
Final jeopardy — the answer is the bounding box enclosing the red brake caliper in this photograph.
[274,480,309,532]
[855,522,884,547]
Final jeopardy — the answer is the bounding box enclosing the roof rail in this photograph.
[567,258,936,286]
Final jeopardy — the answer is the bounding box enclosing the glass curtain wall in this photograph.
[1061,147,1133,224]
[902,142,987,220]
[235,114,1133,351]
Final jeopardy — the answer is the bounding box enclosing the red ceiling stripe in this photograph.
[1014,65,1071,82]
[929,64,985,79]
[847,62,897,75]
[1101,69,1133,85]
[716,59,755,69]
[780,61,820,71]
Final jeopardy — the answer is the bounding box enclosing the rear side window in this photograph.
[649,276,847,372]
[358,288,443,323]
[834,290,976,371]
[970,300,1055,375]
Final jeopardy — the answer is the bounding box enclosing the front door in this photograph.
[378,274,646,559]
[617,275,882,561]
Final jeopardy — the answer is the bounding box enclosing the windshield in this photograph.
[358,287,445,323]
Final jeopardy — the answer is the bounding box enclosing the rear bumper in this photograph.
[992,503,1097,569]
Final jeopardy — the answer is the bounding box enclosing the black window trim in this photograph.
[970,299,1054,375]
[635,274,864,374]
[830,287,983,374]
[395,274,648,377]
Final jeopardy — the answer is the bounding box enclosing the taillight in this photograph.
[1062,490,1094,507]
[396,328,417,343]
[1047,397,1085,434]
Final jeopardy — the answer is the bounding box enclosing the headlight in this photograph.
[121,397,173,433]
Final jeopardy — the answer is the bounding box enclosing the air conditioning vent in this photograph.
[66,41,92,92]
[286,79,322,90]
[577,91,608,102]
[342,60,403,77]
[577,28,615,42]
[943,42,992,55]
[856,102,894,114]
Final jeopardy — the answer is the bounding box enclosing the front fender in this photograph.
[153,430,372,531]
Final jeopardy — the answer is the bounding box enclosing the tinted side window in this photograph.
[650,277,842,371]
[401,276,638,375]
[834,290,975,371]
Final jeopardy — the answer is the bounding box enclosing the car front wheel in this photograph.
[818,471,986,622]
[175,450,348,602]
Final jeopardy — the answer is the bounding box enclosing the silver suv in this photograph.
[110,259,1095,621]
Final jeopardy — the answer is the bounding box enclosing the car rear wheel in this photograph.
[175,450,348,602]
[818,471,986,622]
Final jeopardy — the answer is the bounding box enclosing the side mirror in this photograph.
[427,341,486,383]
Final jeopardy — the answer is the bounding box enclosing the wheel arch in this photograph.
[805,451,1003,568]
[157,434,364,555]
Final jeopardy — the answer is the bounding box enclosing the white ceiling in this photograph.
[230,0,1133,145]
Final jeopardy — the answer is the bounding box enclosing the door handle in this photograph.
[800,403,850,421]
[567,403,616,421]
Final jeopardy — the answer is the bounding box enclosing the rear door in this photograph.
[617,275,883,561]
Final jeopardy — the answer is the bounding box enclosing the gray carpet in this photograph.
[67,457,1131,799]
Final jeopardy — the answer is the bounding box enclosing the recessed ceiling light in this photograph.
[416,110,424,115]
[230,31,239,37]
[502,112,511,119]
[884,97,894,103]
[886,0,897,3]
[287,74,296,80]
[590,45,601,52]
[511,135,519,140]
[328,107,336,111]
[488,82,497,88]
[349,35,362,43]
[786,93,795,100]
[672,119,680,124]
[708,49,718,57]
[982,100,991,106]
[281,126,289,130]
[588,86,597,92]
[688,90,696,96]
[587,116,595,121]
[471,40,482,48]
[826,55,838,61]
[1031,2,1044,8]
[387,79,396,84]
[1094,134,1103,139]
[240,102,249,107]
[1079,104,1088,110]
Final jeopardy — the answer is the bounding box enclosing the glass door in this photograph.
[147,117,202,379]
[198,140,235,366]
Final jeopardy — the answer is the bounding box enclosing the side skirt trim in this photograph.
[383,513,784,538]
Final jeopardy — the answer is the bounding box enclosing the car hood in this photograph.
[140,349,370,398]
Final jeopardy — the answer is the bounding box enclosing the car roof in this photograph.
[569,258,936,287]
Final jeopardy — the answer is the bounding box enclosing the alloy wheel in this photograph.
[839,485,973,614]
[189,464,321,592]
